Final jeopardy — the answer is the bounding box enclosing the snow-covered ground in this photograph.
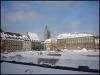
[1,62,98,74]
[1,50,99,74]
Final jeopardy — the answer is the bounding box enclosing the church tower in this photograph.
[44,25,50,40]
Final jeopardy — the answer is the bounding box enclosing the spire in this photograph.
[45,25,47,29]
[44,25,51,40]
[45,25,47,31]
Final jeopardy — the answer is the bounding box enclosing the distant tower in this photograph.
[44,25,50,40]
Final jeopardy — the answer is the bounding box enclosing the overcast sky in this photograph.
[1,1,99,41]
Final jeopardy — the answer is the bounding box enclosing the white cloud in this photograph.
[1,1,43,25]
[64,20,80,32]
[6,10,42,23]
[65,20,80,28]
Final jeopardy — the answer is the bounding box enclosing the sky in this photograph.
[1,1,99,41]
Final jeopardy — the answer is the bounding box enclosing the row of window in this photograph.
[23,41,31,44]
[57,44,95,48]
[58,39,94,44]
[58,37,94,41]
[4,47,31,50]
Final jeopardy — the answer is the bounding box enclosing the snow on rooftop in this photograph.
[45,39,52,43]
[57,33,93,39]
[22,35,29,40]
[1,32,5,39]
[13,34,17,38]
[1,32,29,41]
[18,36,22,39]
[45,38,57,43]
[27,32,39,41]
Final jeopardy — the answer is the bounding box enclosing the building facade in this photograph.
[22,40,31,51]
[31,40,40,50]
[94,36,99,50]
[2,39,23,52]
[1,32,31,52]
[57,33,95,50]
[27,32,40,50]
[44,38,57,51]
[22,35,31,51]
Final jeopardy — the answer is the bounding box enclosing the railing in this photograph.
[1,60,99,73]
